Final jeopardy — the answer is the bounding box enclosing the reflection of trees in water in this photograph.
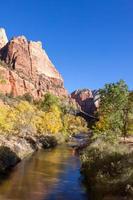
[0,146,74,200]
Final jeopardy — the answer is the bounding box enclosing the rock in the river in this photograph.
[0,135,34,159]
[0,146,20,174]
[0,134,58,174]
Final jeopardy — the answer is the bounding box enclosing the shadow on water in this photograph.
[0,145,89,200]
[0,146,21,184]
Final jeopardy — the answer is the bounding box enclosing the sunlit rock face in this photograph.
[0,29,67,98]
[0,28,8,49]
[29,41,62,80]
[71,89,99,115]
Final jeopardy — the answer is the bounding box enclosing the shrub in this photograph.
[16,93,33,103]
[38,93,60,111]
[81,139,133,199]
[0,93,88,138]
[62,114,88,137]
[0,105,15,135]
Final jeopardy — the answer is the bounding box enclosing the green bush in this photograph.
[81,139,133,200]
[38,93,60,111]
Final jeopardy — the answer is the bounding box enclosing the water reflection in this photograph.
[0,146,88,200]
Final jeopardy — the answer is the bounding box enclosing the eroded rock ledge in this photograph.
[0,134,57,174]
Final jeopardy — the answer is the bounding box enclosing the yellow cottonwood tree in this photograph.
[13,101,37,135]
[0,105,15,134]
[35,105,62,134]
[62,114,88,136]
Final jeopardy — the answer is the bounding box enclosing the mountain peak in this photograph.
[0,29,67,98]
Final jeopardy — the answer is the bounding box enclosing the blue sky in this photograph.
[0,0,133,92]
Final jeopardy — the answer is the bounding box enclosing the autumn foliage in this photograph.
[0,93,88,137]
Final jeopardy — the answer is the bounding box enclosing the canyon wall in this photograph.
[71,89,99,115]
[0,28,67,99]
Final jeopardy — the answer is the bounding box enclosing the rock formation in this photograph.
[0,28,8,49]
[71,89,99,115]
[0,28,67,98]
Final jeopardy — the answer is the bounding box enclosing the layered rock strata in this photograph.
[0,29,67,98]
[71,89,99,115]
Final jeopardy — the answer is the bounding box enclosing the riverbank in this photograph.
[0,92,88,175]
[0,145,88,200]
[0,131,90,175]
[80,137,133,200]
[0,134,58,174]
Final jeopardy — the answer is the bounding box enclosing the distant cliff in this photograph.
[0,28,68,98]
[71,89,100,115]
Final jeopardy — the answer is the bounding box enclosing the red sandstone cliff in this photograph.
[0,28,67,98]
[71,89,99,115]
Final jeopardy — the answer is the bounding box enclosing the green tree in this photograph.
[122,91,133,137]
[39,93,60,111]
[95,80,129,138]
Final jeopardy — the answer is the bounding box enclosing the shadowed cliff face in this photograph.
[0,29,67,99]
[71,89,100,115]
[0,146,20,174]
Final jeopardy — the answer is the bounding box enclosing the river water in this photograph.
[0,145,88,200]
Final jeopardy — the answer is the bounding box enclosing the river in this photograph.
[0,145,89,200]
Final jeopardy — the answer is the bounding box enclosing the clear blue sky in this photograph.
[0,0,133,92]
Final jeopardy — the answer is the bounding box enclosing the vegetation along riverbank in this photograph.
[0,28,133,200]
[80,80,133,200]
[0,29,88,178]
[0,92,88,175]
